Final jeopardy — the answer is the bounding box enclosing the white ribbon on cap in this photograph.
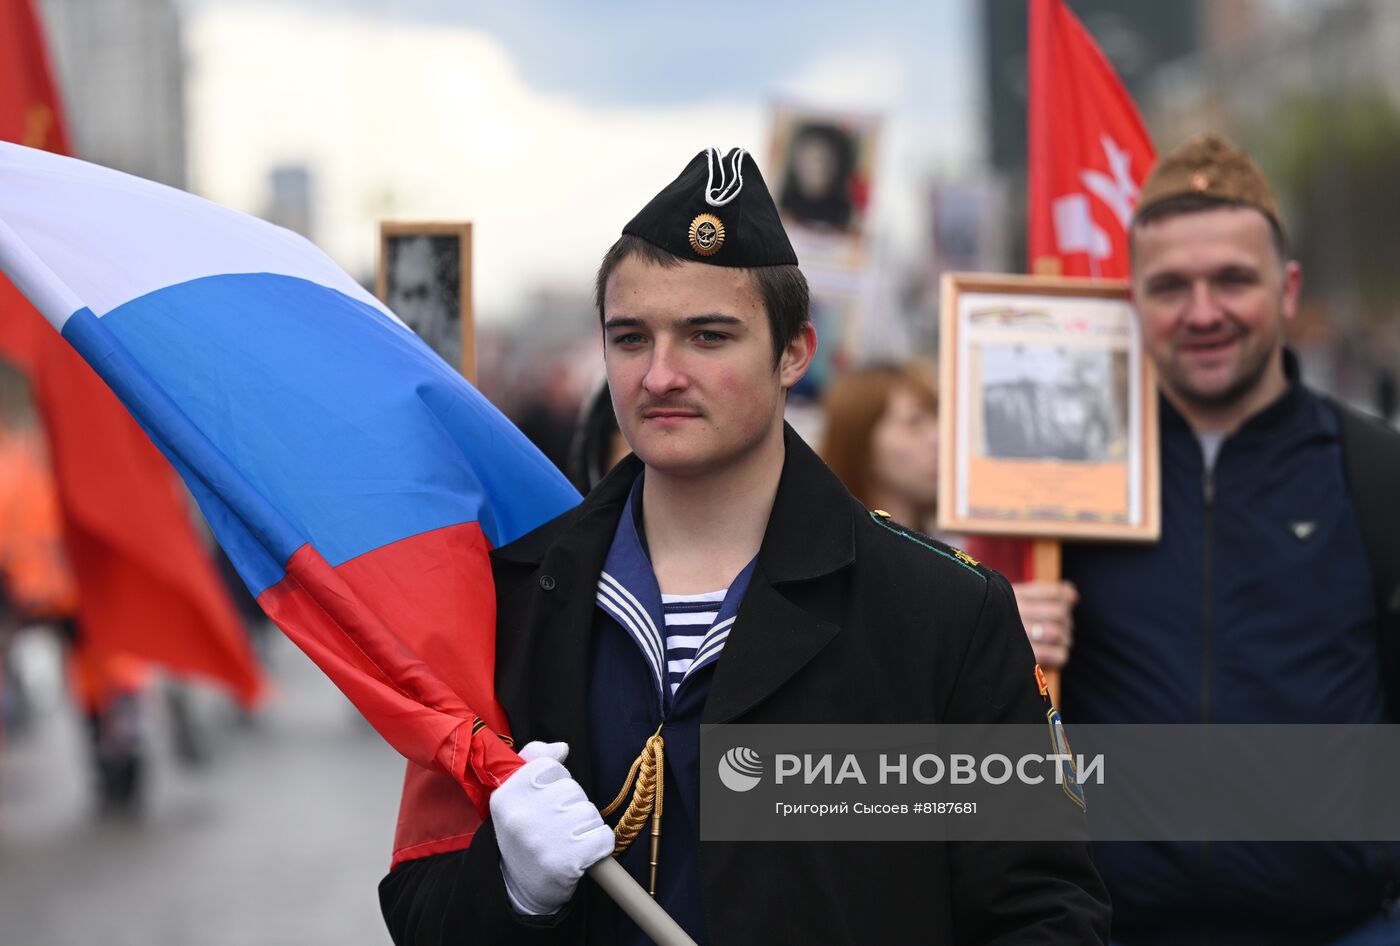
[704,147,745,207]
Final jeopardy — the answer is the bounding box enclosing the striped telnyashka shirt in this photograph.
[659,589,729,696]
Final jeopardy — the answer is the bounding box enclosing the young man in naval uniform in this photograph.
[379,147,1110,945]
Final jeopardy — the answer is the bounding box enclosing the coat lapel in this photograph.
[702,425,855,724]
[702,565,840,723]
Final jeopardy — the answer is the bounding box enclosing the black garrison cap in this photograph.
[622,147,799,268]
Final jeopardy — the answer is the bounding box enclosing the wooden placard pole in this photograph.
[1030,538,1063,706]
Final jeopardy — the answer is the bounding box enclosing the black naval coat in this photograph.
[380,424,1111,945]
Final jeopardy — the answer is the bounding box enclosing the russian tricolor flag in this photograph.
[0,141,581,858]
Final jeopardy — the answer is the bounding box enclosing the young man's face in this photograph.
[602,254,813,477]
[1130,206,1300,410]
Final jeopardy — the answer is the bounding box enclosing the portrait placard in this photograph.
[937,273,1159,541]
[376,222,474,382]
[770,104,880,270]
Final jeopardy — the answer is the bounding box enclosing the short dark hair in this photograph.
[1131,193,1290,263]
[566,382,623,494]
[593,234,811,368]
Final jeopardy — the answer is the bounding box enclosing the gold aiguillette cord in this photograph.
[599,725,665,896]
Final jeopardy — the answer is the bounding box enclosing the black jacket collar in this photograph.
[492,422,856,584]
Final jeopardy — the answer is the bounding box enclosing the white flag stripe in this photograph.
[0,216,85,330]
[0,142,396,324]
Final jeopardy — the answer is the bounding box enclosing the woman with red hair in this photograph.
[820,362,1076,671]
[820,362,941,531]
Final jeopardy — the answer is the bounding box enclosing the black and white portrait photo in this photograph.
[380,227,468,371]
[979,345,1127,462]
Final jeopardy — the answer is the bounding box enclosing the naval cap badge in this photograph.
[688,212,725,257]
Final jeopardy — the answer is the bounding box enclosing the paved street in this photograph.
[0,630,408,946]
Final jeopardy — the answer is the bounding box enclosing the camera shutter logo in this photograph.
[718,746,763,792]
[688,213,725,256]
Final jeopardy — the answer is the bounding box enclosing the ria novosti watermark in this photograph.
[719,743,1104,791]
[700,724,1400,843]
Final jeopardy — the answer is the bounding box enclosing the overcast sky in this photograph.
[182,0,980,322]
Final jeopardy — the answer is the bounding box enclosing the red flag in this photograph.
[0,0,71,155]
[0,0,264,704]
[1027,0,1155,279]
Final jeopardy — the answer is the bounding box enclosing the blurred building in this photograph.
[1146,0,1400,142]
[35,0,187,187]
[263,164,315,241]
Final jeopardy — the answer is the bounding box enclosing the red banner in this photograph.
[1027,0,1155,279]
[0,0,264,704]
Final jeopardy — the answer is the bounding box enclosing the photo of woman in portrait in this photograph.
[778,121,858,231]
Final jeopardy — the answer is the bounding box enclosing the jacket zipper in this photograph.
[1201,466,1215,723]
[1201,463,1215,934]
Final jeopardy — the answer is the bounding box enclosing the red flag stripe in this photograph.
[255,521,528,862]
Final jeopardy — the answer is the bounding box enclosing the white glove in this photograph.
[492,741,615,916]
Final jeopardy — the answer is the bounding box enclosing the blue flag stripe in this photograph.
[64,272,577,596]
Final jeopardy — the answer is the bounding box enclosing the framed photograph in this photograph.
[376,222,474,382]
[937,273,1159,541]
[769,104,880,269]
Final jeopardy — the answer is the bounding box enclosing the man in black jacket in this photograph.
[380,146,1110,945]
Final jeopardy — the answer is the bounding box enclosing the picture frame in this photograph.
[376,221,475,383]
[936,273,1159,542]
[769,103,880,270]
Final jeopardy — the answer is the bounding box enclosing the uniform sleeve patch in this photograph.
[1047,706,1086,811]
